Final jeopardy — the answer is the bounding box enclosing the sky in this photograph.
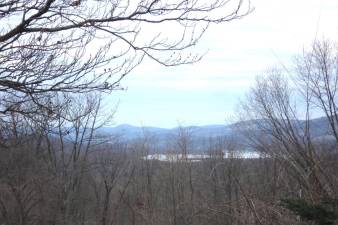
[106,0,338,128]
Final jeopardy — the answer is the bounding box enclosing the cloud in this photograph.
[110,0,338,127]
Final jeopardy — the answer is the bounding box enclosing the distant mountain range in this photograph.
[100,124,232,139]
[102,116,334,138]
[97,116,336,152]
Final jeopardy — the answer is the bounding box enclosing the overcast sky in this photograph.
[106,0,338,128]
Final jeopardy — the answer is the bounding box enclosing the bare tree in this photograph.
[0,0,251,115]
[296,40,338,145]
[239,42,337,206]
[90,145,134,225]
[238,63,337,202]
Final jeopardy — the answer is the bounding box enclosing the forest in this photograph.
[0,0,338,225]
